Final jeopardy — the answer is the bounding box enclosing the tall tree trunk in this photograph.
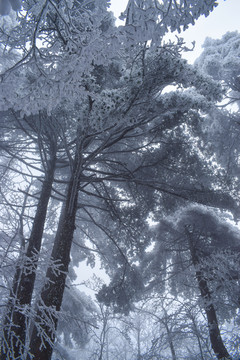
[186,230,232,360]
[28,151,82,360]
[164,321,177,360]
[0,153,56,360]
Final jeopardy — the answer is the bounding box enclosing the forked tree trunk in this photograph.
[186,230,232,360]
[27,151,82,360]
[0,153,56,360]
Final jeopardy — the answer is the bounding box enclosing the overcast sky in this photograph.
[110,0,240,63]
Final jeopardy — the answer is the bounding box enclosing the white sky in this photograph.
[110,0,240,63]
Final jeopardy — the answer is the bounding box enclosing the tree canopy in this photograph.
[0,1,239,360]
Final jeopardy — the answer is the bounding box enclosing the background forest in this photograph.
[0,1,239,359]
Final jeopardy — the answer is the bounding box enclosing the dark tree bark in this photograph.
[164,321,177,360]
[0,152,56,360]
[186,229,232,360]
[27,150,82,360]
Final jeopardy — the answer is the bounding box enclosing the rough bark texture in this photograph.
[28,152,82,360]
[196,272,232,359]
[0,154,56,360]
[187,230,232,360]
